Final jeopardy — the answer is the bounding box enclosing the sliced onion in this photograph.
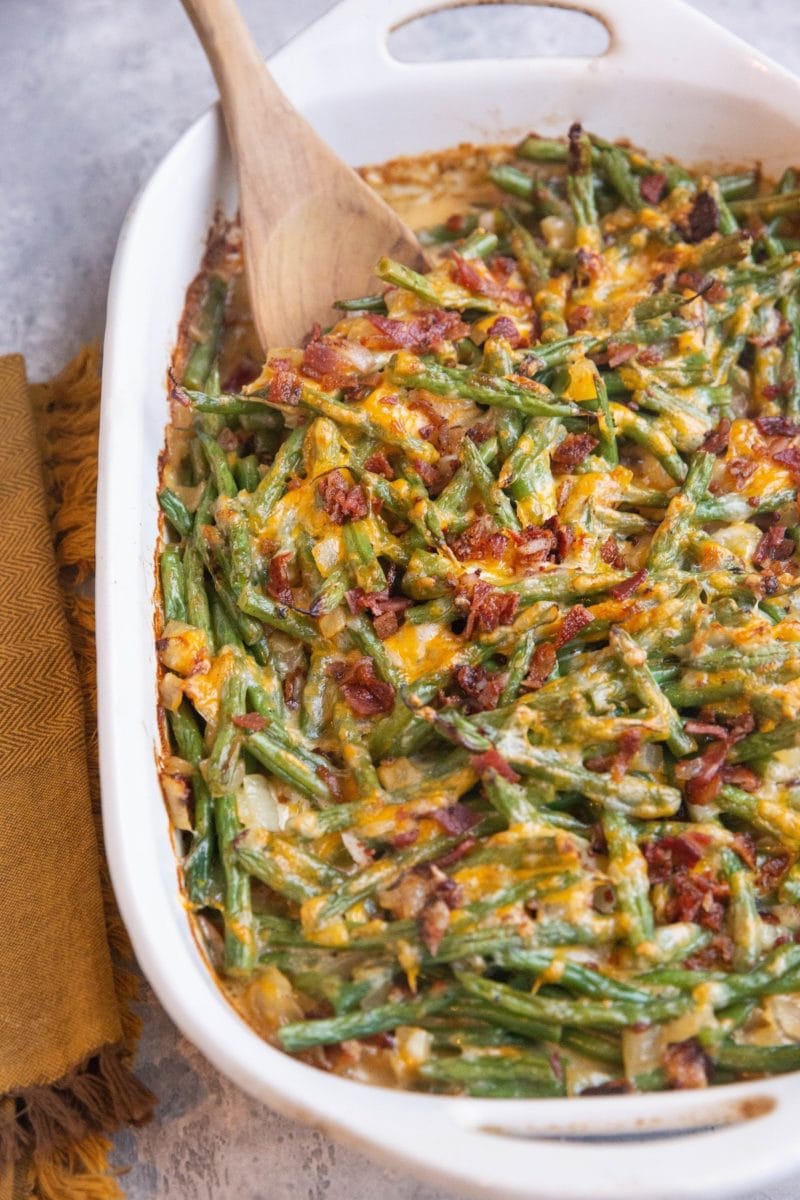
[622,1025,661,1078]
[767,995,800,1041]
[158,671,184,712]
[245,965,304,1035]
[236,774,284,832]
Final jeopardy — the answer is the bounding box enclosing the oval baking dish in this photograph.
[98,2,800,1196]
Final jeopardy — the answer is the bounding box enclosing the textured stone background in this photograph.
[4,1,800,1196]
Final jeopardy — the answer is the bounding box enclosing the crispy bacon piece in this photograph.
[456,579,520,638]
[332,657,395,716]
[363,450,395,479]
[266,551,293,604]
[585,728,643,781]
[449,515,509,562]
[513,524,558,566]
[231,712,268,732]
[373,611,399,639]
[607,342,638,369]
[674,738,729,806]
[682,192,719,243]
[301,339,347,383]
[470,748,520,782]
[727,457,757,489]
[701,418,731,456]
[521,642,557,692]
[391,826,419,850]
[268,359,301,407]
[283,668,303,710]
[600,536,625,568]
[449,254,527,306]
[676,268,708,294]
[551,433,599,467]
[609,568,648,600]
[566,305,593,334]
[317,470,369,524]
[664,871,730,931]
[757,852,792,892]
[639,172,667,205]
[545,515,574,562]
[772,445,800,476]
[435,837,478,868]
[556,604,593,648]
[683,720,728,739]
[730,833,757,869]
[430,804,482,836]
[453,664,505,712]
[663,1039,711,1090]
[486,315,525,348]
[756,415,800,438]
[753,523,794,565]
[721,765,760,792]
[367,309,468,353]
[345,588,412,619]
[684,933,735,969]
[643,832,710,884]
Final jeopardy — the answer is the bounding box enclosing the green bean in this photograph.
[158,487,193,537]
[159,545,187,624]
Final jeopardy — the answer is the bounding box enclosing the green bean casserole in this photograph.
[156,124,800,1097]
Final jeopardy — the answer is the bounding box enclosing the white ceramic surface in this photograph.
[97,3,800,1197]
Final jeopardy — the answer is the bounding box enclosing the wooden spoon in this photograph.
[181,0,426,350]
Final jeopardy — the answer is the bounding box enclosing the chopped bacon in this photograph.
[332,657,395,716]
[756,415,800,438]
[391,826,419,850]
[704,279,730,304]
[435,836,478,868]
[412,455,459,497]
[283,668,303,710]
[600,536,625,568]
[643,832,710,883]
[453,664,505,712]
[727,456,757,489]
[757,852,792,892]
[551,433,599,467]
[772,445,800,475]
[638,344,667,367]
[682,192,719,243]
[567,305,593,334]
[607,342,638,369]
[544,515,574,562]
[513,524,558,566]
[683,720,728,739]
[556,604,593,648]
[663,1039,711,1090]
[266,551,293,604]
[455,579,520,638]
[368,309,468,353]
[430,804,482,836]
[753,523,794,564]
[521,642,557,692]
[674,738,729,806]
[268,360,301,407]
[449,515,509,561]
[676,268,708,294]
[609,568,648,600]
[373,611,399,640]
[486,315,525,348]
[449,254,528,306]
[639,172,667,205]
[470,748,520,783]
[585,728,643,782]
[231,712,268,732]
[731,833,757,870]
[364,450,395,479]
[345,588,413,619]
[300,338,354,390]
[701,418,731,456]
[664,871,730,930]
[685,933,735,970]
[317,470,369,524]
[721,764,760,791]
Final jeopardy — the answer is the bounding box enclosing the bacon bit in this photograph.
[638,344,667,367]
[556,604,593,648]
[701,418,731,456]
[640,172,667,205]
[720,764,760,792]
[391,826,419,850]
[683,719,728,739]
[726,457,757,489]
[575,248,603,283]
[607,342,638,369]
[470,748,520,783]
[487,315,525,348]
[222,358,261,393]
[600,536,625,568]
[643,832,711,883]
[316,764,343,800]
[682,192,719,243]
[704,279,730,305]
[675,268,708,294]
[756,415,800,438]
[364,450,395,479]
[453,664,505,712]
[585,728,643,782]
[685,933,735,970]
[449,254,527,306]
[674,738,729,806]
[300,338,353,390]
[283,669,303,710]
[317,470,369,524]
[513,524,558,567]
[435,837,477,868]
[412,455,458,497]
[333,657,395,717]
[551,433,599,467]
[268,360,301,407]
[345,588,413,619]
[609,568,648,600]
[567,305,593,334]
[368,309,468,353]
[772,445,800,475]
[663,1039,711,1090]
[430,804,482,836]
[521,642,557,692]
[753,523,795,564]
[372,611,398,639]
[731,833,757,870]
[664,872,730,931]
[455,579,520,639]
[231,712,268,732]
[449,515,509,561]
[266,551,293,604]
[545,516,574,563]
[757,852,792,892]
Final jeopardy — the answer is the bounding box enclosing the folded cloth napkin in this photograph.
[0,350,154,1200]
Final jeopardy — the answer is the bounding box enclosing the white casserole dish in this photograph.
[97,2,800,1196]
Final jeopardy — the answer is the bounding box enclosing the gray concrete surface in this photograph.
[4,1,800,1196]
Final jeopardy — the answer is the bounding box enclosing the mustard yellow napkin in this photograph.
[0,350,153,1200]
